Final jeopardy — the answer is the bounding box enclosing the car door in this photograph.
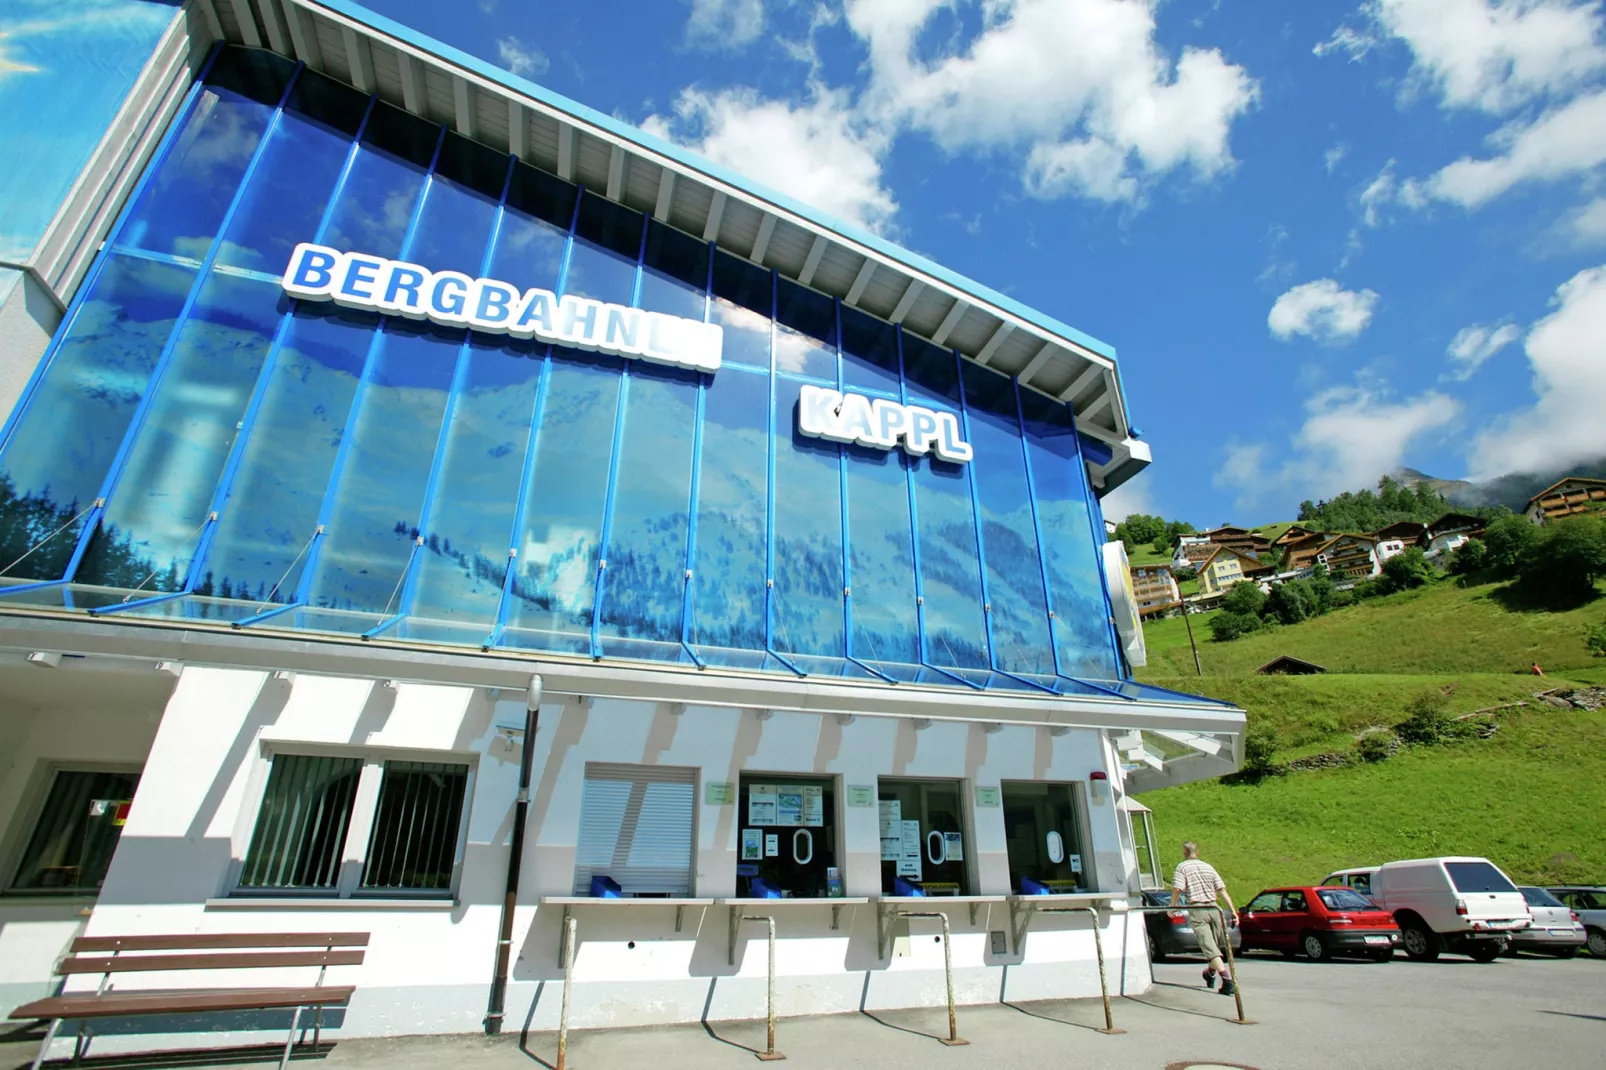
[1275,890,1312,948]
[1241,892,1282,950]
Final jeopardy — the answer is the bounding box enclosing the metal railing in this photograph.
[887,911,967,1047]
[1007,903,1120,1034]
[731,914,784,1061]
[1124,903,1252,1025]
[555,914,577,1070]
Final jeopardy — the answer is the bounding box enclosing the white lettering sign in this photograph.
[281,242,723,372]
[797,384,973,463]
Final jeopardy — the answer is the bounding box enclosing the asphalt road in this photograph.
[5,951,1601,1070]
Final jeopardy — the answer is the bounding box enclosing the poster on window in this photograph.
[943,831,964,862]
[765,834,779,857]
[748,784,778,825]
[879,799,902,860]
[898,819,923,879]
[741,829,763,861]
[777,787,804,826]
[802,785,824,826]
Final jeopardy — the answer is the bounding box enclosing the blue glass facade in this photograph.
[0,47,1143,695]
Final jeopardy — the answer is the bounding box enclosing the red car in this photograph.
[1240,885,1401,962]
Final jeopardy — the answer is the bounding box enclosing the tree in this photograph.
[1209,610,1262,642]
[1517,515,1606,600]
[1379,547,1433,593]
[1481,514,1538,577]
[1221,579,1267,616]
[1296,475,1468,533]
[1113,514,1195,554]
[1306,563,1338,612]
[1448,537,1487,576]
[1263,580,1316,625]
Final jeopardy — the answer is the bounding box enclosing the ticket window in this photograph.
[1002,781,1093,894]
[877,779,970,896]
[736,775,839,898]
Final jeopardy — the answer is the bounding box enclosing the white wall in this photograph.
[0,269,60,428]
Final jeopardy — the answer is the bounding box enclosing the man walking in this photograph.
[1169,841,1239,996]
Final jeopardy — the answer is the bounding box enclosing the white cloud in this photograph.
[1419,88,1606,207]
[1559,195,1606,245]
[1218,383,1460,504]
[1445,321,1521,378]
[643,85,898,234]
[1470,264,1606,478]
[843,0,1258,205]
[496,35,549,80]
[1099,479,1155,523]
[686,0,765,49]
[1325,142,1350,172]
[1313,24,1378,62]
[1268,279,1380,343]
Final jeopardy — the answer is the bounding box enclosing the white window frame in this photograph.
[229,743,476,900]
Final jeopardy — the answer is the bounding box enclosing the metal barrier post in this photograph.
[1010,903,1122,1034]
[556,914,577,1070]
[1123,904,1254,1026]
[896,911,967,1046]
[734,914,785,1061]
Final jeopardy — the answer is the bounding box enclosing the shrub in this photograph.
[1358,733,1393,763]
[1482,514,1539,577]
[1262,580,1315,625]
[1587,620,1606,658]
[1516,515,1606,602]
[1395,691,1475,745]
[1209,610,1262,642]
[1241,727,1282,778]
[1379,547,1433,593]
[1221,580,1267,616]
[1448,537,1487,576]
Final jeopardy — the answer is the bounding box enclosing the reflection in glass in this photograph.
[79,273,285,590]
[845,445,918,664]
[689,368,767,653]
[320,103,437,260]
[710,253,772,372]
[0,256,192,581]
[490,163,575,288]
[564,193,640,305]
[840,305,901,396]
[774,278,837,380]
[772,381,844,658]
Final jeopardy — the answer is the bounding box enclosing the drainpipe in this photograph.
[485,674,542,1035]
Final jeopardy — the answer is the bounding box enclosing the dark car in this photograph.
[1140,889,1243,962]
[1240,885,1400,962]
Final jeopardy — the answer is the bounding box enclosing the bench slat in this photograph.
[72,932,369,953]
[9,986,357,1022]
[60,950,366,975]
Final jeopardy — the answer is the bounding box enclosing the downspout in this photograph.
[486,674,542,1035]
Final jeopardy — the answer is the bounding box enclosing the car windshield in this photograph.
[1317,888,1376,911]
[1445,861,1516,893]
[1521,887,1565,908]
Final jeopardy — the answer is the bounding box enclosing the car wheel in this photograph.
[1552,948,1578,959]
[1148,932,1168,963]
[1402,922,1440,962]
[1587,929,1606,959]
[1369,949,1393,963]
[1467,941,1503,963]
[1302,933,1329,962]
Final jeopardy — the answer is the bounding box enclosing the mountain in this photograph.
[1393,458,1606,513]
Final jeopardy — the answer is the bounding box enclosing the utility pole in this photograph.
[1180,600,1203,676]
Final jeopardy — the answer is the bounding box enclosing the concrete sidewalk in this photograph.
[6,954,1601,1070]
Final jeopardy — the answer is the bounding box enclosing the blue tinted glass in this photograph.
[199,305,373,602]
[119,51,292,260]
[597,368,697,650]
[304,321,460,612]
[409,136,504,276]
[840,306,900,396]
[639,222,708,323]
[564,194,640,304]
[321,110,434,260]
[961,361,1054,675]
[911,452,988,670]
[904,335,960,407]
[689,368,767,653]
[772,379,843,657]
[489,166,574,289]
[213,77,366,273]
[501,352,623,653]
[79,273,285,590]
[406,337,545,630]
[0,256,192,580]
[774,279,836,380]
[710,253,771,372]
[844,446,919,663]
[1020,388,1119,677]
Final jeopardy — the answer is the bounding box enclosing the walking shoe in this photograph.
[1219,978,1236,997]
[1202,968,1217,989]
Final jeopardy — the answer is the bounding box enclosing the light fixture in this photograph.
[834,713,856,727]
[983,722,1004,734]
[154,661,183,677]
[26,651,61,668]
[911,717,931,731]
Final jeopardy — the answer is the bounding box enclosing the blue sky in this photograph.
[361,1,1603,525]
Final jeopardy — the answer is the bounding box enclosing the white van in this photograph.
[1328,857,1531,962]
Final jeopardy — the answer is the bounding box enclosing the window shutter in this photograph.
[574,764,695,896]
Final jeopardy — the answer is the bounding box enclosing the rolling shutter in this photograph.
[573,764,696,896]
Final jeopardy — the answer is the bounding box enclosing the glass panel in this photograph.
[9,769,140,893]
[597,366,697,651]
[845,445,919,663]
[910,452,988,672]
[304,321,460,612]
[200,306,373,602]
[0,256,193,581]
[961,362,1055,675]
[773,278,836,380]
[1019,388,1120,677]
[772,376,844,658]
[489,163,575,287]
[213,69,369,273]
[709,252,772,372]
[840,305,901,396]
[639,221,709,323]
[689,368,768,653]
[407,134,505,275]
[406,337,544,630]
[501,351,623,653]
[736,775,837,898]
[877,779,969,894]
[563,193,640,305]
[239,754,361,891]
[1001,781,1091,893]
[119,50,294,260]
[78,273,285,590]
[360,761,468,893]
[320,102,437,260]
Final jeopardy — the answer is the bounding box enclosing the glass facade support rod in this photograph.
[587,211,652,659]
[366,154,519,641]
[676,242,717,671]
[0,50,226,601]
[1012,379,1067,680]
[92,95,384,620]
[759,270,805,678]
[56,63,305,589]
[485,187,584,649]
[231,125,450,630]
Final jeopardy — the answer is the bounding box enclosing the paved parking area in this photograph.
[5,952,1601,1070]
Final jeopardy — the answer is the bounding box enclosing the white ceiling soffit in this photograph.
[197,0,1138,453]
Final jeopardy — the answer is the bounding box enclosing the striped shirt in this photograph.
[1172,859,1226,905]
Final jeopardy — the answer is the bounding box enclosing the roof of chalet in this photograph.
[1195,545,1265,572]
[1274,525,1318,546]
[1372,520,1427,541]
[1426,513,1486,537]
[1526,477,1606,509]
[1256,655,1327,676]
[1175,541,1220,564]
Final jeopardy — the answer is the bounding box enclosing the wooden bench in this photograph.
[8,932,368,1070]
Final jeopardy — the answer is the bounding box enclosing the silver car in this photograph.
[1508,887,1585,957]
[1547,886,1606,959]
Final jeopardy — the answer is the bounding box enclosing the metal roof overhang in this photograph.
[171,0,1149,490]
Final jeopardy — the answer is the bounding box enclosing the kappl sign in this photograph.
[281,242,724,372]
[797,385,973,463]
